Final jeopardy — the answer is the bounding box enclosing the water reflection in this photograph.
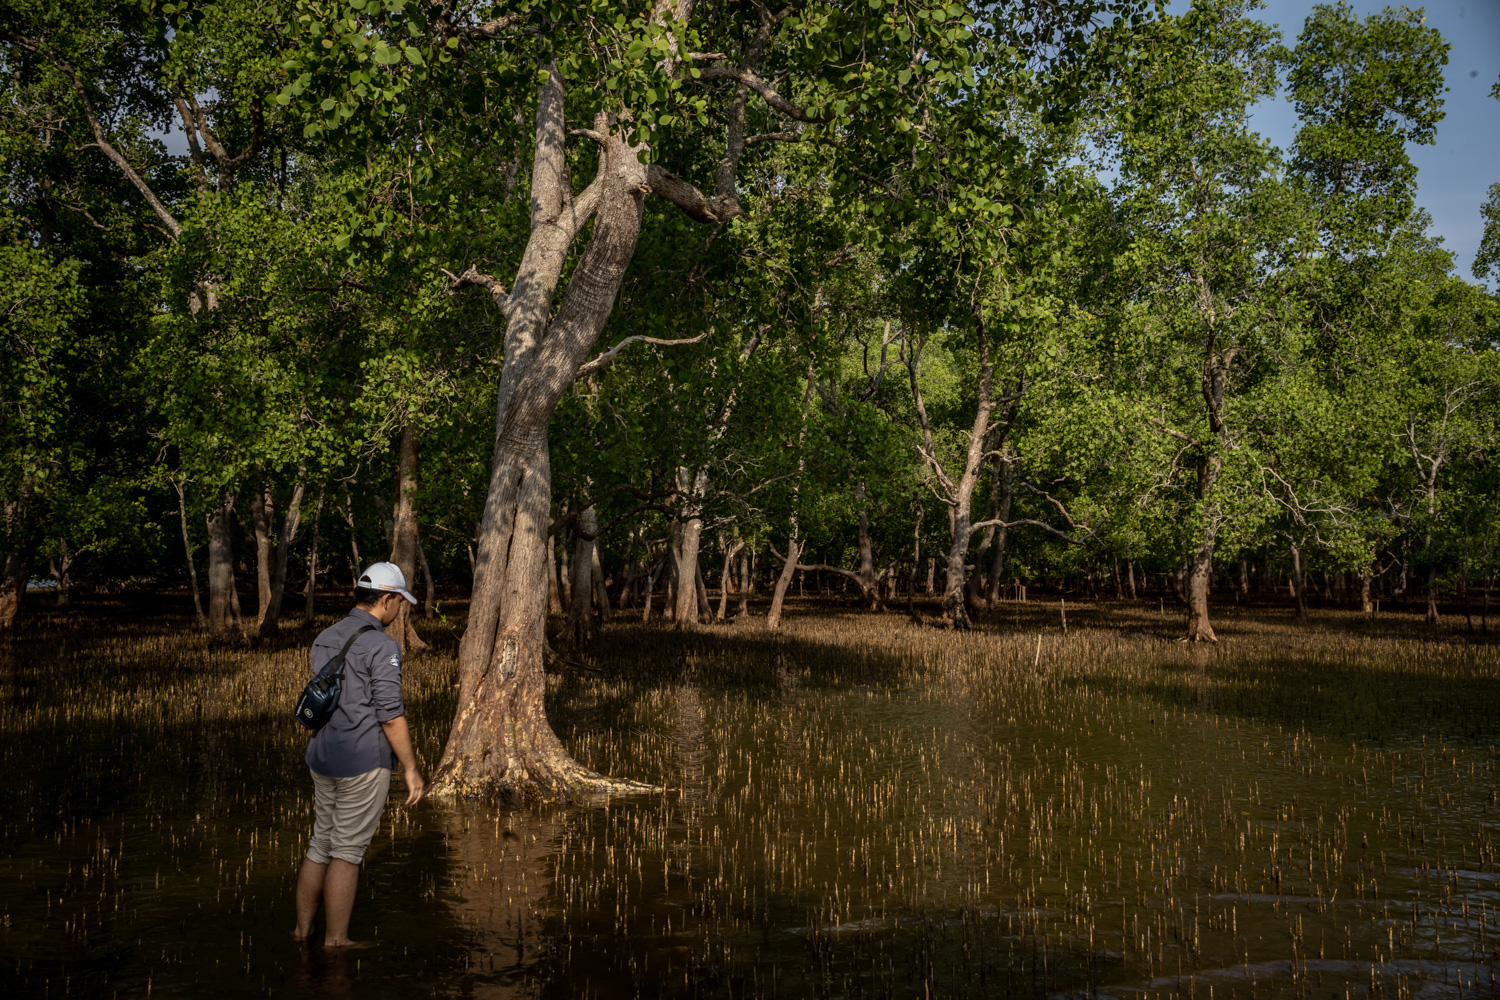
[3,609,1499,999]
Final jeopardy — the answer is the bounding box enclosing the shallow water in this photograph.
[2,602,1499,998]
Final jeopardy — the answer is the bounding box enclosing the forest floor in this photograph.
[3,592,1498,999]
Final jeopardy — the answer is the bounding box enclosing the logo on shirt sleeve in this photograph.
[389,654,401,667]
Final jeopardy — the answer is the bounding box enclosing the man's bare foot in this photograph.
[324,938,375,950]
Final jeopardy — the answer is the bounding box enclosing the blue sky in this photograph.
[1240,0,1500,279]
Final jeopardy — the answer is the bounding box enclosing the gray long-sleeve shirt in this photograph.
[305,608,405,777]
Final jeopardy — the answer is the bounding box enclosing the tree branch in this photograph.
[35,45,182,237]
[575,331,709,380]
[441,266,511,315]
[646,164,742,223]
[695,66,830,124]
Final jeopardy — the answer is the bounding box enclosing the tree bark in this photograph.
[717,536,744,621]
[339,486,363,577]
[570,506,597,643]
[388,426,430,653]
[1184,541,1217,642]
[433,53,750,796]
[906,327,1010,629]
[1127,560,1137,600]
[258,481,305,638]
[303,491,323,627]
[738,546,751,616]
[547,534,564,615]
[853,480,882,609]
[1358,567,1373,615]
[49,547,73,607]
[1425,561,1440,626]
[174,479,207,626]
[766,364,816,632]
[557,532,572,609]
[766,538,800,630]
[591,535,610,622]
[695,560,711,621]
[671,467,709,630]
[642,556,665,624]
[907,507,923,616]
[985,451,1014,607]
[206,494,243,641]
[0,550,30,632]
[416,536,436,617]
[1289,541,1308,618]
[249,486,274,623]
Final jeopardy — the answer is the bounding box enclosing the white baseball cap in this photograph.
[358,561,418,604]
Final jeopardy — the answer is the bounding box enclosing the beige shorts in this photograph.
[306,766,392,865]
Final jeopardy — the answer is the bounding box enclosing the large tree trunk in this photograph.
[174,479,207,626]
[1184,539,1217,642]
[1358,566,1374,615]
[1288,541,1308,618]
[258,482,306,638]
[388,427,430,653]
[249,487,274,623]
[940,508,974,628]
[431,68,656,799]
[206,495,243,641]
[766,538,800,630]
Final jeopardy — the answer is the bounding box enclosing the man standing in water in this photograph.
[294,562,426,947]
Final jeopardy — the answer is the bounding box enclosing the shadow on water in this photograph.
[3,594,1499,999]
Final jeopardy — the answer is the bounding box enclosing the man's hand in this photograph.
[402,766,426,805]
[379,715,425,806]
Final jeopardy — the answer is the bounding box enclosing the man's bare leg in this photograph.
[293,858,327,941]
[321,858,362,947]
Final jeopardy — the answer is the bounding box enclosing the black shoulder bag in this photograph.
[295,625,377,732]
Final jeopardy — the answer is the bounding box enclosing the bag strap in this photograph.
[326,624,378,681]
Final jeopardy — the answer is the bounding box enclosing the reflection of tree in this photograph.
[437,803,565,995]
[669,683,708,815]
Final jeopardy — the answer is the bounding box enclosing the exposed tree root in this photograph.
[429,757,660,806]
